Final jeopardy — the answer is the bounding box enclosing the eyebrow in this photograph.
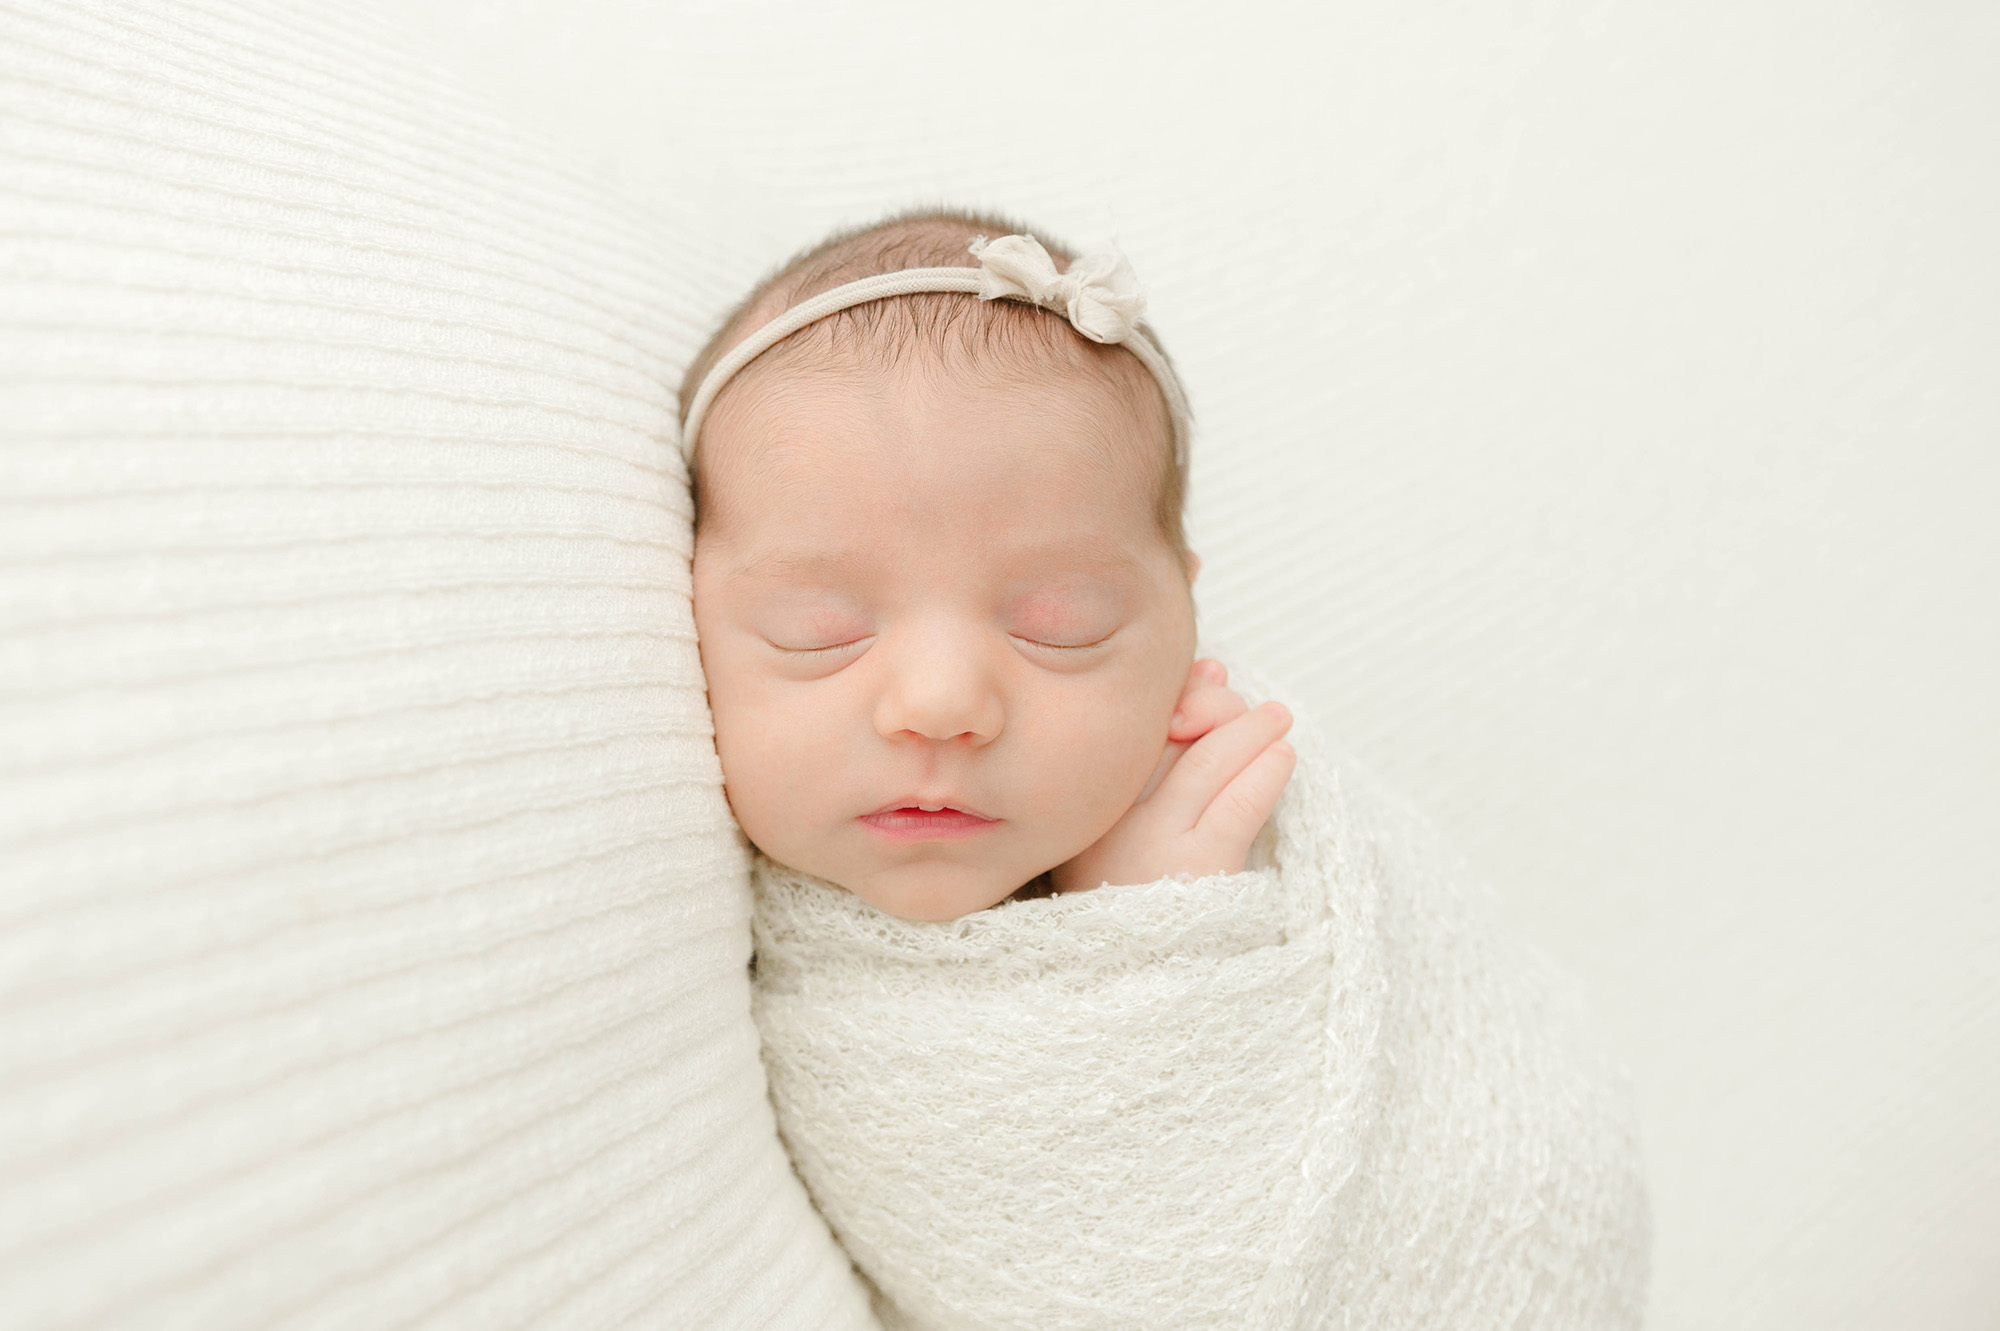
[732,548,875,583]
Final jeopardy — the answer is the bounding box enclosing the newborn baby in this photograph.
[682,212,1649,1331]
[687,215,1289,921]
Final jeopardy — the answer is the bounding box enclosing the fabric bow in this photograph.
[968,234,1146,344]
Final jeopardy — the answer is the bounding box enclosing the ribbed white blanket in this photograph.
[752,696,1649,1329]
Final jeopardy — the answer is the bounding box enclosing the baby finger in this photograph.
[1169,680,1251,743]
[1155,701,1292,828]
[1195,739,1296,851]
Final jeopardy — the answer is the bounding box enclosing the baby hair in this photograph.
[681,209,1190,567]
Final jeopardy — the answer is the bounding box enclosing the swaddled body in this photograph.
[751,698,1650,1330]
[684,211,1648,1327]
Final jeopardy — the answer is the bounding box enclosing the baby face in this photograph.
[692,354,1195,921]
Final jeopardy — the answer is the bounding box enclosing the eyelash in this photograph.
[768,630,1116,656]
[1012,631,1116,653]
[774,636,873,656]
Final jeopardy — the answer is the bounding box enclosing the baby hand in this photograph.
[1050,659,1296,894]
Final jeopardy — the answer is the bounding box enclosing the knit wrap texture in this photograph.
[752,691,1650,1330]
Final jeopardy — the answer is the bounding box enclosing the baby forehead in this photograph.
[724,530,1150,586]
[698,375,1162,532]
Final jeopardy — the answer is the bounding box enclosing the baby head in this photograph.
[686,211,1197,921]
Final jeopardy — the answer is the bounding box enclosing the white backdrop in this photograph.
[390,2,1999,1325]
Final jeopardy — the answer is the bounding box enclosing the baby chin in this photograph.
[835,846,1051,922]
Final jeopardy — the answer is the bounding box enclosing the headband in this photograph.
[678,234,1192,465]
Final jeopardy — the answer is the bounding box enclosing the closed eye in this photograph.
[1011,630,1117,653]
[770,635,875,656]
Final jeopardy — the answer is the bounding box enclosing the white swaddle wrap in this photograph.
[751,696,1649,1329]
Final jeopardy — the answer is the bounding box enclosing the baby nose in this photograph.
[872,632,1004,747]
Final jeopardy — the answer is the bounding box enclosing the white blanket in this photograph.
[751,698,1649,1329]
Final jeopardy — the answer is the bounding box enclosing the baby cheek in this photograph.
[1032,689,1166,841]
[712,679,837,842]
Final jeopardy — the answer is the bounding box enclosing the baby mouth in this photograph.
[859,802,1000,841]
